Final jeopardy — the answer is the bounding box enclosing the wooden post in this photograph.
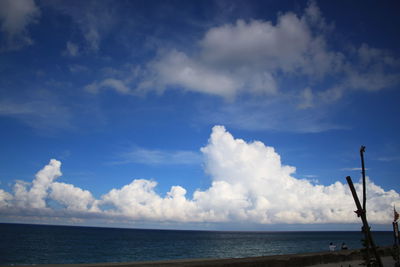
[346,176,383,267]
[360,146,367,212]
[359,146,371,262]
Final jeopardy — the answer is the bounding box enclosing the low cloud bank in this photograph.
[1,126,399,226]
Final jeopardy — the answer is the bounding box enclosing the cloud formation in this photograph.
[0,0,40,51]
[1,126,399,226]
[77,1,399,134]
[131,1,399,103]
[140,12,325,99]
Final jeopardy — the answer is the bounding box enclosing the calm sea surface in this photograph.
[0,223,394,265]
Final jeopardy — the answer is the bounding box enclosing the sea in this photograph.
[0,223,395,265]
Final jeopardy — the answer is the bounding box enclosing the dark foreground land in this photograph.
[4,247,397,267]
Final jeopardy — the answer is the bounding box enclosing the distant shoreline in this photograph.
[0,222,394,232]
[5,246,395,267]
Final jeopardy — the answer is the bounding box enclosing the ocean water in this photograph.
[0,223,394,265]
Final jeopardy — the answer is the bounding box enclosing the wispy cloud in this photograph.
[303,175,318,178]
[0,97,73,132]
[85,78,131,95]
[377,156,400,162]
[63,41,80,57]
[199,97,347,133]
[116,147,202,165]
[44,1,118,52]
[340,167,369,171]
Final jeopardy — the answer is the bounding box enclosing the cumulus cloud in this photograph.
[50,182,96,212]
[131,1,398,106]
[0,0,40,51]
[13,159,62,209]
[0,189,13,208]
[145,50,240,99]
[134,2,343,100]
[100,180,197,221]
[140,14,320,99]
[0,126,399,226]
[200,17,314,73]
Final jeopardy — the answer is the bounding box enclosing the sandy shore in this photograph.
[5,246,397,267]
[311,256,395,267]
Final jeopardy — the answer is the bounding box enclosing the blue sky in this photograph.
[0,0,399,230]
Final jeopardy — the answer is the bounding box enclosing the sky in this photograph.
[0,0,400,231]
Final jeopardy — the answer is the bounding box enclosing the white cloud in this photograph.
[50,182,96,212]
[140,15,316,99]
[357,43,400,67]
[13,159,61,209]
[99,180,197,221]
[0,0,40,51]
[345,68,400,92]
[1,126,399,226]
[131,1,398,106]
[0,189,13,208]
[2,159,98,215]
[136,3,342,100]
[147,50,240,99]
[76,2,399,134]
[200,17,311,72]
[331,43,400,94]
